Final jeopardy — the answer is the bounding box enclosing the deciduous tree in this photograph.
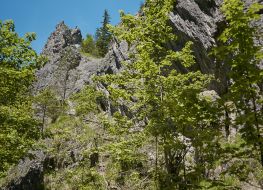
[0,20,45,176]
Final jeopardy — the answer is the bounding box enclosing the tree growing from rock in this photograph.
[33,88,62,136]
[81,34,99,57]
[215,0,263,164]
[97,0,221,188]
[54,47,80,103]
[95,9,112,57]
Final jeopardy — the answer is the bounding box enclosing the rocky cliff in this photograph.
[2,0,262,189]
[34,21,129,100]
[1,19,131,190]
[36,1,226,97]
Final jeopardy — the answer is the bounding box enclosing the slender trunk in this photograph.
[225,109,230,139]
[247,80,263,166]
[183,133,186,187]
[155,135,159,190]
[183,150,186,188]
[164,144,170,174]
[154,66,162,189]
[62,70,69,103]
[90,138,99,167]
[62,79,67,103]
[42,108,46,138]
[252,95,263,166]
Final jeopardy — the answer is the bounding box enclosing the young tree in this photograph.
[214,0,263,165]
[95,10,112,57]
[97,0,219,188]
[33,88,62,136]
[71,85,104,117]
[54,47,80,103]
[0,20,44,176]
[81,34,99,57]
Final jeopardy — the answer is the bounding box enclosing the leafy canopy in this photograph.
[0,20,45,176]
[96,0,219,188]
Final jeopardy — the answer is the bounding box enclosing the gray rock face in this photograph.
[3,0,262,189]
[171,0,222,51]
[2,20,130,190]
[169,0,227,93]
[170,0,262,94]
[33,0,230,98]
[35,22,125,99]
[42,21,82,56]
[2,151,46,190]
[35,21,82,94]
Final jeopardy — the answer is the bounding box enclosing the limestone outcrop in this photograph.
[2,0,262,189]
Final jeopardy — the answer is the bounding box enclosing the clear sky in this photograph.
[1,0,143,53]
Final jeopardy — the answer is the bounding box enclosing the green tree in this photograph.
[95,10,112,57]
[42,115,105,189]
[54,47,80,103]
[214,0,263,165]
[71,85,104,117]
[33,88,62,136]
[81,34,99,57]
[0,20,44,176]
[97,0,219,188]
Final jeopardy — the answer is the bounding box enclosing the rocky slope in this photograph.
[1,20,130,190]
[2,0,262,189]
[34,21,128,98]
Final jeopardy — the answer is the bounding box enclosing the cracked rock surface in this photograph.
[2,0,262,189]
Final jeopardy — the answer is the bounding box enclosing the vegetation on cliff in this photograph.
[81,10,112,58]
[0,0,263,189]
[0,20,46,177]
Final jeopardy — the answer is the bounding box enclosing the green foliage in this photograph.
[0,20,44,176]
[0,19,44,106]
[95,10,112,57]
[0,103,39,176]
[211,0,263,187]
[1,0,262,189]
[45,116,95,168]
[81,10,112,58]
[45,166,105,190]
[33,88,62,135]
[41,113,105,189]
[214,0,263,165]
[42,0,262,187]
[71,85,104,117]
[81,34,99,57]
[96,0,221,189]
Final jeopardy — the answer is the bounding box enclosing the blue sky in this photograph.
[1,0,143,53]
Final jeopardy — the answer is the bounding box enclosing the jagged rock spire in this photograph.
[42,21,82,56]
